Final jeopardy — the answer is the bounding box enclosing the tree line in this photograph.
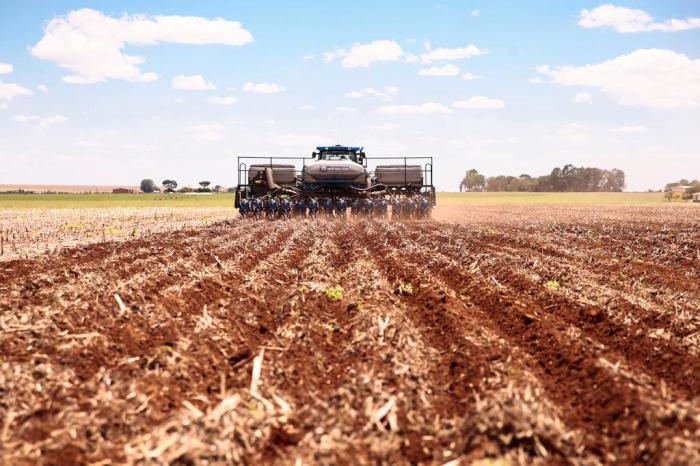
[139,179,228,193]
[459,165,626,192]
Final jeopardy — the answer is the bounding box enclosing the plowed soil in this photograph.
[1,205,699,465]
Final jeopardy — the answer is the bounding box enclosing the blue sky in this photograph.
[1,1,699,190]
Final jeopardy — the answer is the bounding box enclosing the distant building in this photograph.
[112,188,134,194]
[670,185,692,194]
[694,192,700,203]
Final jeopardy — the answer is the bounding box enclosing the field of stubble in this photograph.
[1,203,699,465]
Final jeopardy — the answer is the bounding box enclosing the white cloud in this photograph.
[208,96,237,105]
[470,9,480,17]
[185,123,225,141]
[461,73,480,81]
[335,106,358,113]
[325,40,403,68]
[369,122,400,130]
[172,75,216,91]
[0,63,13,74]
[610,125,648,133]
[13,114,68,129]
[241,82,285,93]
[298,105,314,110]
[537,49,700,108]
[452,96,504,109]
[578,5,700,33]
[376,102,453,114]
[37,84,48,93]
[418,64,460,76]
[0,103,8,110]
[0,81,33,100]
[302,54,315,60]
[175,98,188,104]
[31,8,253,84]
[420,44,486,63]
[573,92,593,104]
[344,86,399,100]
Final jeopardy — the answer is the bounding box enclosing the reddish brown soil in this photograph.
[1,207,699,465]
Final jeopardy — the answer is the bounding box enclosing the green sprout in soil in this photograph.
[398,282,413,295]
[545,279,560,291]
[325,285,344,301]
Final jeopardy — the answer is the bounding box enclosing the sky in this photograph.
[0,1,699,191]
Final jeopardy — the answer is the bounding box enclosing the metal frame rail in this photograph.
[235,155,435,205]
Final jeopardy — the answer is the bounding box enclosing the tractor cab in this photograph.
[313,145,365,166]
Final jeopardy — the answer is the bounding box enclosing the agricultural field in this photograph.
[1,197,699,465]
[0,208,234,261]
[0,193,235,209]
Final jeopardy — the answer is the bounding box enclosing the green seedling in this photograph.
[545,279,560,291]
[322,322,339,332]
[325,285,344,301]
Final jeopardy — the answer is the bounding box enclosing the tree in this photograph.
[480,165,626,193]
[140,179,156,193]
[606,169,626,192]
[459,169,486,192]
[162,179,178,192]
[213,184,222,193]
[198,181,211,192]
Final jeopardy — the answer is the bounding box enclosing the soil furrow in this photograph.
[404,223,700,397]
[366,220,696,464]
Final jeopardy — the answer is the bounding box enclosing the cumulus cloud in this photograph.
[208,96,237,105]
[376,102,453,114]
[31,8,253,84]
[0,81,33,100]
[172,75,216,91]
[37,84,49,93]
[536,49,700,108]
[0,63,13,74]
[462,73,480,81]
[452,96,504,109]
[609,125,648,133]
[578,5,700,33]
[335,106,358,113]
[573,92,593,104]
[325,40,403,68]
[418,64,460,76]
[470,9,480,17]
[185,123,225,141]
[13,114,68,129]
[420,44,486,63]
[344,86,398,100]
[241,82,285,93]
